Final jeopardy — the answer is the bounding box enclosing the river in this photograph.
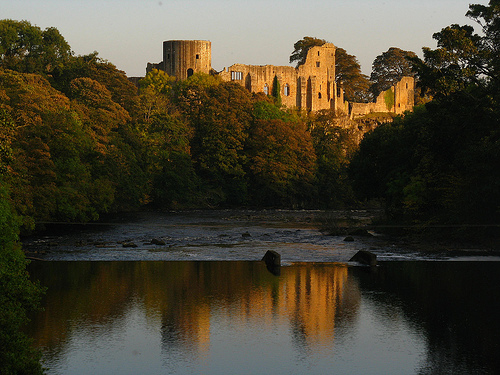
[24,210,500,374]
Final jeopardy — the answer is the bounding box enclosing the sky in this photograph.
[2,0,482,77]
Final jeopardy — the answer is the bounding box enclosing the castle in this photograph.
[146,40,414,117]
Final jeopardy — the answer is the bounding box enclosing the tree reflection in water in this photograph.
[27,261,500,374]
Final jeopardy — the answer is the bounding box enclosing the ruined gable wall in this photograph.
[349,76,415,118]
[394,76,414,114]
[296,44,336,112]
[219,43,337,111]
[219,64,298,108]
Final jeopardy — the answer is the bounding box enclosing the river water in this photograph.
[25,210,500,374]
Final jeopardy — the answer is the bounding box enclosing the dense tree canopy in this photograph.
[351,1,500,234]
[0,19,71,74]
[335,47,372,102]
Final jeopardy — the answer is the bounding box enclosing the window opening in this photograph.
[187,68,194,77]
[284,84,290,97]
[264,84,269,95]
[196,54,200,59]
[231,71,243,81]
[318,92,322,99]
[316,62,320,67]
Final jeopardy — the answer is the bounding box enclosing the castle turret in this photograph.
[160,40,211,80]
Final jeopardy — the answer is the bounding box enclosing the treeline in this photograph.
[350,0,500,235]
[0,20,360,234]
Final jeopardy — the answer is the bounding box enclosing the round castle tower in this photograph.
[162,40,211,80]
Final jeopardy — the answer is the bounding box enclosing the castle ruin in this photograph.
[146,40,414,117]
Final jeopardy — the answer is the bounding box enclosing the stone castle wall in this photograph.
[349,76,415,118]
[146,40,414,116]
[147,40,211,80]
[219,43,342,112]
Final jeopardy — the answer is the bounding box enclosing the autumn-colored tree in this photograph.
[247,118,316,207]
[51,52,139,113]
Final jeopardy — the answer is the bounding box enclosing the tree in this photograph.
[0,19,71,74]
[51,52,139,113]
[0,185,44,375]
[179,79,252,205]
[309,110,358,207]
[466,0,500,81]
[271,75,282,106]
[335,47,372,102]
[0,107,44,375]
[136,70,197,208]
[247,118,316,207]
[370,47,417,97]
[350,1,500,230]
[290,37,326,67]
[413,0,500,98]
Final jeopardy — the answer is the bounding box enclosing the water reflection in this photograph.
[27,261,500,374]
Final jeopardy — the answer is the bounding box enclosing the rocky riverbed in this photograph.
[23,209,500,262]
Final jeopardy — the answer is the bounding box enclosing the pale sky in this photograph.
[2,0,481,77]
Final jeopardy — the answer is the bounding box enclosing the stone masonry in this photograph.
[146,40,414,116]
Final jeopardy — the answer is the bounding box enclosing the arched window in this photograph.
[187,68,194,77]
[284,84,290,96]
[318,92,322,99]
[263,84,269,95]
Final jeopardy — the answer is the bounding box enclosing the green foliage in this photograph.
[191,82,253,205]
[271,75,281,106]
[252,96,296,122]
[0,64,147,227]
[139,68,174,96]
[0,19,71,75]
[351,89,500,229]
[289,36,326,67]
[309,110,357,207]
[50,52,139,113]
[352,1,500,231]
[0,184,44,375]
[384,88,394,111]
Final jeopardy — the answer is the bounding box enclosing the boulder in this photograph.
[348,228,373,237]
[349,250,377,266]
[122,242,138,248]
[262,250,281,276]
[151,238,166,246]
